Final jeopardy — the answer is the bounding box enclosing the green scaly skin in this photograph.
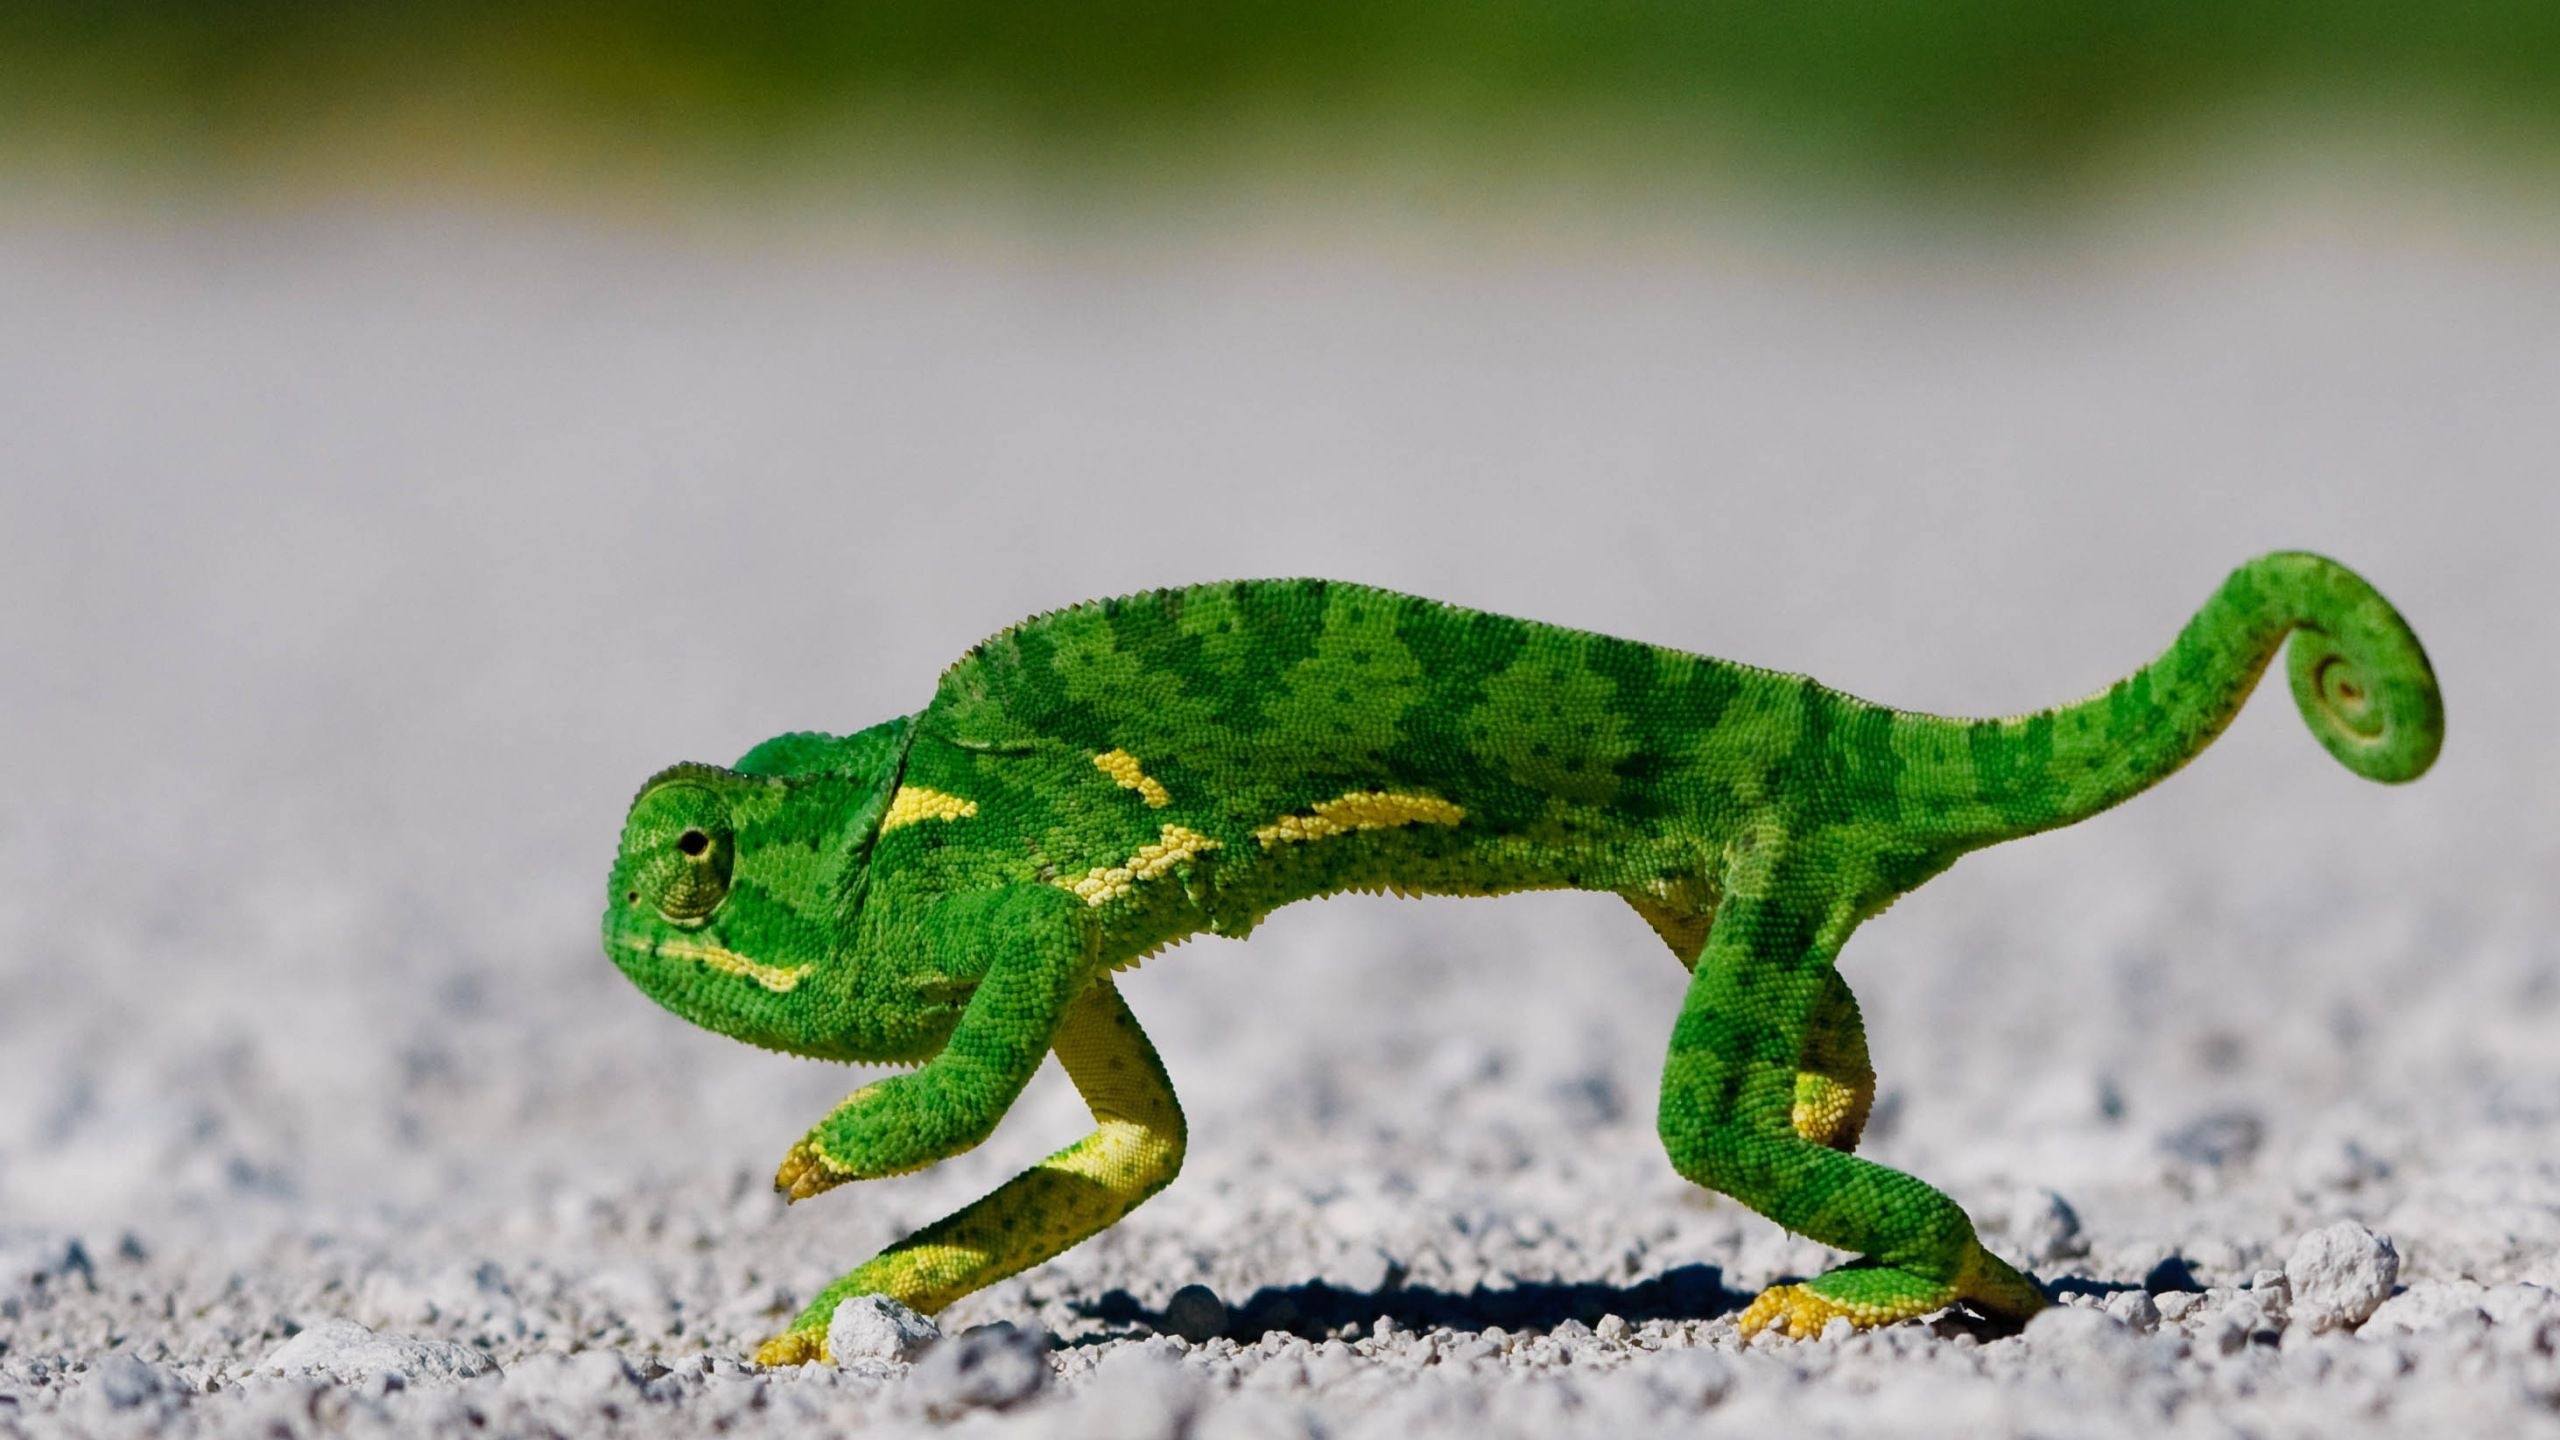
[601,552,2443,1363]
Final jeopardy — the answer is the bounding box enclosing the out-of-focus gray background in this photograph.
[3,11,2558,1436]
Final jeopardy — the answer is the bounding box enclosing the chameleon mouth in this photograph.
[612,932,812,994]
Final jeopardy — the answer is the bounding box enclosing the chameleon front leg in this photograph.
[769,887,1091,1211]
[754,975,1187,1365]
[1657,887,2043,1339]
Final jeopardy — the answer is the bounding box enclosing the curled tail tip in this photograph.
[2263,554,2444,785]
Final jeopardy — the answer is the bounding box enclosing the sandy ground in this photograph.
[1,191,2556,1437]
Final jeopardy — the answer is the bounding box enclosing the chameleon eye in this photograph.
[621,781,736,925]
[656,823,733,922]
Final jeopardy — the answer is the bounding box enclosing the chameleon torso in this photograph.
[603,561,2443,1363]
[882,579,1818,968]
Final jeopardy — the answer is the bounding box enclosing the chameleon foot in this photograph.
[1955,1243,2049,1324]
[774,1136,853,1203]
[1736,1281,1935,1339]
[1737,1247,2047,1340]
[752,1328,830,1367]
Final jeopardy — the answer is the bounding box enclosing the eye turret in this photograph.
[658,822,733,920]
[623,780,736,924]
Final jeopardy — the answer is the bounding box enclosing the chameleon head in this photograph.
[602,761,856,1054]
[602,716,940,1060]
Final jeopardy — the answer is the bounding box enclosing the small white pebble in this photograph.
[2285,1223,2399,1334]
[258,1320,495,1384]
[2103,1290,2162,1333]
[827,1294,941,1367]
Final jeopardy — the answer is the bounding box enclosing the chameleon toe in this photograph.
[775,1138,853,1203]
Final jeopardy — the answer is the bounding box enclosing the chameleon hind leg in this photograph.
[1625,891,1872,1151]
[753,977,1187,1365]
[1657,890,2043,1339]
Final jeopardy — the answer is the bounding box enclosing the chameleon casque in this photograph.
[602,552,2441,1365]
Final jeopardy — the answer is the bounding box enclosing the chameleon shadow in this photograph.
[1070,1263,2147,1345]
[1073,1261,1748,1343]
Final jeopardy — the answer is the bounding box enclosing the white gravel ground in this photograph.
[1,189,2555,1438]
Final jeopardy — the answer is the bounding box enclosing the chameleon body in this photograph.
[601,553,2442,1364]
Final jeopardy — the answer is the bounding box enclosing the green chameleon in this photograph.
[602,552,2440,1364]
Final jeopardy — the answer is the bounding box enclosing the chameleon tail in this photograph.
[1913,551,2442,850]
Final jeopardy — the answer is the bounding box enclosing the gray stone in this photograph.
[2103,1289,2162,1333]
[1166,1283,1230,1344]
[825,1293,941,1368]
[257,1319,498,1383]
[2284,1224,2400,1333]
[2155,1291,2205,1322]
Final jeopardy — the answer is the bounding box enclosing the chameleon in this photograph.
[601,552,2441,1364]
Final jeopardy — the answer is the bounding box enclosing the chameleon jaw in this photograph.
[610,932,813,995]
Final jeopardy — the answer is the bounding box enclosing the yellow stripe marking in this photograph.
[1093,749,1171,807]
[1057,823,1220,907]
[616,936,812,994]
[1253,790,1465,846]
[881,785,979,831]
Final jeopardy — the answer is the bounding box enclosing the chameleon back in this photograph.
[898,579,1817,944]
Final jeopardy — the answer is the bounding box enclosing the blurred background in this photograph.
[11,1,2560,202]
[1,0,2554,1361]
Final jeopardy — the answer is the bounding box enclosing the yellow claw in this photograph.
[774,1137,851,1203]
[752,1329,830,1367]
